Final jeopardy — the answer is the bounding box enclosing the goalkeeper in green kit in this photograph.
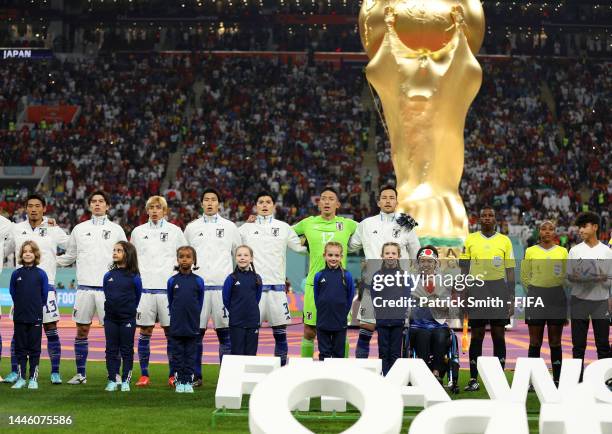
[292,187,358,358]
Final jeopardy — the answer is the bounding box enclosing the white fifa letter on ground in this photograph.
[409,399,528,434]
[215,355,280,409]
[583,358,612,404]
[249,364,403,434]
[384,358,451,407]
[539,382,612,434]
[321,358,383,412]
[479,356,580,403]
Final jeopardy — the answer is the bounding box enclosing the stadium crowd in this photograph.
[0,54,609,242]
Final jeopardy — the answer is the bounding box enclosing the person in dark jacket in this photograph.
[10,241,49,390]
[103,241,142,392]
[314,242,355,360]
[167,246,204,394]
[222,245,263,357]
[372,242,412,375]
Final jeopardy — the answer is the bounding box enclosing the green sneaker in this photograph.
[121,381,130,392]
[105,381,118,392]
[27,380,39,390]
[11,378,27,389]
[175,383,185,393]
[184,383,194,393]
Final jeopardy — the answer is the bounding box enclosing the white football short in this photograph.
[72,286,105,326]
[259,288,291,327]
[137,291,170,327]
[200,288,229,329]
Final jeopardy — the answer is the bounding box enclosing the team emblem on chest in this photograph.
[160,232,169,242]
[336,222,344,231]
[272,227,280,237]
[102,230,111,240]
[39,228,48,237]
[392,228,401,238]
[216,228,225,238]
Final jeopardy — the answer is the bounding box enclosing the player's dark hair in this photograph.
[320,186,339,200]
[201,187,222,203]
[175,245,200,271]
[378,185,398,198]
[110,241,140,275]
[575,212,600,230]
[255,191,276,204]
[88,190,110,205]
[25,193,46,207]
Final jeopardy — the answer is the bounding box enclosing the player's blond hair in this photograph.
[146,195,168,212]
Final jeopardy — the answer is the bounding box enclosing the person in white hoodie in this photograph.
[3,194,69,385]
[566,211,611,379]
[184,187,240,386]
[57,191,127,385]
[349,185,420,359]
[131,196,186,388]
[239,191,306,365]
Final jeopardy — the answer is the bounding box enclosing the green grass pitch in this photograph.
[0,361,543,433]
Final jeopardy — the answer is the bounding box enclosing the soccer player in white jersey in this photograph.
[0,212,13,381]
[131,196,187,387]
[3,194,69,385]
[239,192,306,365]
[57,191,127,384]
[349,185,420,358]
[184,188,240,386]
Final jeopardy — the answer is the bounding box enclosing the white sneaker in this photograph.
[67,373,87,385]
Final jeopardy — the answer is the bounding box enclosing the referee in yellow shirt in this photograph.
[460,206,515,392]
[520,220,568,386]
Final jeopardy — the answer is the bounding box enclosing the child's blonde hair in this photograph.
[324,241,343,255]
[18,240,41,266]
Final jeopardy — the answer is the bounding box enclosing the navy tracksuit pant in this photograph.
[377,325,403,375]
[104,318,136,382]
[230,327,259,356]
[14,321,42,380]
[170,336,197,384]
[316,328,346,360]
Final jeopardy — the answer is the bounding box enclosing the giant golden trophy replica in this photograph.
[359,0,484,246]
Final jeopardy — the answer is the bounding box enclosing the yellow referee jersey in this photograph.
[460,232,515,281]
[520,244,568,289]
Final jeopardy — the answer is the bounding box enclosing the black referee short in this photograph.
[467,278,511,328]
[525,285,567,326]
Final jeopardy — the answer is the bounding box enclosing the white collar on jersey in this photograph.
[256,215,274,225]
[28,217,47,231]
[379,212,398,223]
[91,215,108,225]
[202,214,219,223]
[148,218,166,229]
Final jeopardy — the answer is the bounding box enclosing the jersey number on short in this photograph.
[44,300,57,314]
